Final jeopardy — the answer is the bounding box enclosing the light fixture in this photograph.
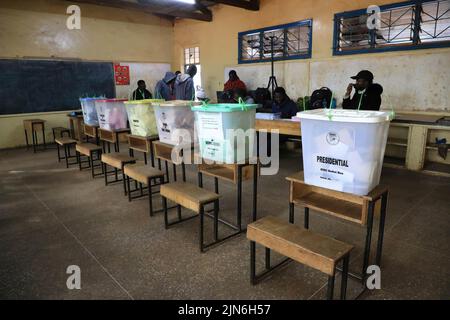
[172,0,196,4]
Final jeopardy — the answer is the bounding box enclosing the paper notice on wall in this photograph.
[197,113,224,139]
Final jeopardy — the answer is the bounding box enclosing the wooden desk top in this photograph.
[255,119,301,136]
[393,114,443,125]
[286,171,388,202]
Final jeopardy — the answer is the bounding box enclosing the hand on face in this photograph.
[346,83,354,96]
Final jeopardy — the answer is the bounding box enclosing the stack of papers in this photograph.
[256,113,281,120]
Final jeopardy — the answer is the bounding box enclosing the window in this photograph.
[333,0,450,55]
[184,47,200,65]
[184,46,202,89]
[238,20,312,64]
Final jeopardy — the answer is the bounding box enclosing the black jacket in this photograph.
[343,83,383,111]
[131,88,152,101]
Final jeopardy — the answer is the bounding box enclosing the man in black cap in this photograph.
[343,70,383,111]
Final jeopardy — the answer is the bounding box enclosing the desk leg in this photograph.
[115,133,120,152]
[173,164,177,182]
[237,166,243,231]
[304,207,310,229]
[144,152,148,165]
[250,241,256,285]
[182,162,186,182]
[265,248,271,270]
[150,140,155,167]
[214,177,219,193]
[198,172,203,188]
[165,161,169,183]
[69,119,75,140]
[289,202,295,224]
[376,192,388,267]
[42,125,46,149]
[32,124,37,153]
[24,130,29,150]
[362,201,375,284]
[252,164,258,222]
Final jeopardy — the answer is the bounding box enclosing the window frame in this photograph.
[333,0,450,56]
[184,46,200,66]
[238,19,313,64]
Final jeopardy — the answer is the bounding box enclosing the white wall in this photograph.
[225,51,450,112]
[115,62,171,99]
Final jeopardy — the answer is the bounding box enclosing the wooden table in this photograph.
[153,141,193,183]
[83,124,99,145]
[98,128,131,153]
[255,119,301,136]
[128,135,159,166]
[196,155,260,232]
[23,119,46,153]
[68,114,85,141]
[286,172,388,287]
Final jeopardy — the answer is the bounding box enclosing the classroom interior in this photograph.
[0,0,449,300]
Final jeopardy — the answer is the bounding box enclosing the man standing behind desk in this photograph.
[175,65,197,101]
[343,70,383,111]
[154,72,176,100]
[131,80,153,100]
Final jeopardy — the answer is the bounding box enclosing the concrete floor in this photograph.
[0,144,449,300]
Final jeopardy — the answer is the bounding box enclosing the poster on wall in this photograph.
[114,64,130,85]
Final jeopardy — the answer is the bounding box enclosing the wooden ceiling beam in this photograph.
[207,0,259,11]
[69,0,213,21]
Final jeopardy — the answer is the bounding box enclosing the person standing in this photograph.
[174,65,197,100]
[154,72,177,100]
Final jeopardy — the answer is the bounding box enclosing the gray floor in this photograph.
[0,144,449,300]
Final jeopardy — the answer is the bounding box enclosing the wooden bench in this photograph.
[124,162,165,216]
[247,216,353,300]
[287,172,389,282]
[75,143,103,178]
[160,182,221,252]
[55,137,77,168]
[101,153,136,195]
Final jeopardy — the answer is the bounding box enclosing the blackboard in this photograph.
[0,59,116,115]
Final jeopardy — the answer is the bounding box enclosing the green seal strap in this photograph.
[238,97,248,111]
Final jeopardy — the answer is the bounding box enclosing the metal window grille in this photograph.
[334,0,450,55]
[239,20,312,63]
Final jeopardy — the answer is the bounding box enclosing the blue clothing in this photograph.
[154,72,176,100]
[174,74,195,101]
[272,98,298,119]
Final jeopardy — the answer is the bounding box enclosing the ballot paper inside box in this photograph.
[298,109,391,196]
[95,99,128,131]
